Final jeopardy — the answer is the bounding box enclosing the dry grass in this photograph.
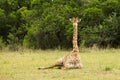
[0,49,120,80]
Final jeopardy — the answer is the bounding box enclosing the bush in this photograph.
[0,37,5,50]
[83,7,104,26]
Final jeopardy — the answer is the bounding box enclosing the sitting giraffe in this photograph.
[38,17,83,69]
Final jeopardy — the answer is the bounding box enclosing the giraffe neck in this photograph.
[72,23,79,53]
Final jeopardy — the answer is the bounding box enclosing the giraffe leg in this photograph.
[76,63,83,69]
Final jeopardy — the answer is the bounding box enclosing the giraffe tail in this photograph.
[38,65,56,70]
[38,64,64,70]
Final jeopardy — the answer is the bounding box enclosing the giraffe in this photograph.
[38,17,83,69]
[62,17,83,69]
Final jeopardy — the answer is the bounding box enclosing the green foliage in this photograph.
[0,37,5,49]
[99,13,120,47]
[83,7,104,26]
[0,8,6,20]
[7,33,20,51]
[101,0,119,16]
[105,66,113,71]
[0,0,120,49]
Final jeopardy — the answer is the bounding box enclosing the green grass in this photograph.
[0,49,120,80]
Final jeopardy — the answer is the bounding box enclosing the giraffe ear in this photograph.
[78,19,81,22]
[69,18,72,22]
[70,17,75,22]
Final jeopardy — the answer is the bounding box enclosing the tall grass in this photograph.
[0,49,120,80]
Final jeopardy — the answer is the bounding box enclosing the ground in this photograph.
[0,49,120,80]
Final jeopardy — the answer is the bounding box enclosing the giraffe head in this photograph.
[70,17,81,26]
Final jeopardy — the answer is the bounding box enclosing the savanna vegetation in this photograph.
[0,49,120,80]
[0,0,120,50]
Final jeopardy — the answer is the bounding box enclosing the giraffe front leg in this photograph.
[77,63,83,69]
[64,63,75,69]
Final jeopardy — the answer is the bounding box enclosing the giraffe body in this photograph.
[63,51,83,69]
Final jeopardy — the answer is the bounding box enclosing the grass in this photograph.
[0,49,120,80]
